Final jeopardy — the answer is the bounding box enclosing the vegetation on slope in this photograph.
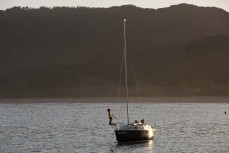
[0,4,229,98]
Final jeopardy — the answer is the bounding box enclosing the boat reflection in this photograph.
[110,140,155,153]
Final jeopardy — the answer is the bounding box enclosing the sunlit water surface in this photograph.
[0,101,229,153]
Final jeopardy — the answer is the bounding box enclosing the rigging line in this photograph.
[117,47,125,103]
[127,49,140,97]
[126,21,140,97]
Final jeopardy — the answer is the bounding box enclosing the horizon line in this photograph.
[1,3,228,13]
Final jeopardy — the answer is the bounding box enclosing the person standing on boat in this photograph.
[107,109,116,125]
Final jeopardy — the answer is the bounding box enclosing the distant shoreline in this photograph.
[1,97,229,103]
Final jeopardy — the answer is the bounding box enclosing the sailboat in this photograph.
[114,19,156,142]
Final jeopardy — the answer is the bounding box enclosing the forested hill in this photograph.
[0,4,229,98]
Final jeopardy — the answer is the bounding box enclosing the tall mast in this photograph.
[124,18,129,125]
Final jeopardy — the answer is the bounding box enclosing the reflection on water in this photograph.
[110,140,155,153]
[0,102,229,152]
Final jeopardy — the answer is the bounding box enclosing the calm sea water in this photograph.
[0,101,229,153]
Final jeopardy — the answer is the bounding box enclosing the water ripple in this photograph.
[0,102,229,152]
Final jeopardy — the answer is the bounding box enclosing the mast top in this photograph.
[124,18,126,22]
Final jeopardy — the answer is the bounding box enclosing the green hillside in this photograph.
[0,4,229,98]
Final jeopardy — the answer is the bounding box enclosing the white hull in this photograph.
[115,123,156,142]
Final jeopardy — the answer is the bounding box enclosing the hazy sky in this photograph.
[0,0,229,12]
